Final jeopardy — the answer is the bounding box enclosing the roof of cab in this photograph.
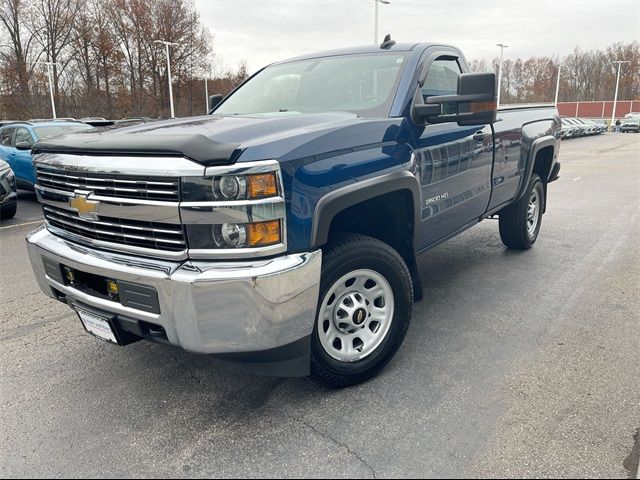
[271,42,424,65]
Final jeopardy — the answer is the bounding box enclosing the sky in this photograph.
[194,0,640,75]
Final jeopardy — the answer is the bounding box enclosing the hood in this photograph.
[32,112,372,167]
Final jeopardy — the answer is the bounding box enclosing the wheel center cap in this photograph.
[353,308,367,325]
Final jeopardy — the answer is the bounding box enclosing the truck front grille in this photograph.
[36,166,179,202]
[42,204,186,252]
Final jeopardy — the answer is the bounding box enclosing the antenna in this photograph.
[380,34,396,50]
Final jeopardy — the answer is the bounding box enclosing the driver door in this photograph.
[413,54,493,250]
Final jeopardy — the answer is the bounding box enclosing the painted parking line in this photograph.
[0,220,42,231]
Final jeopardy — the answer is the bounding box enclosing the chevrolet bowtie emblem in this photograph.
[69,191,99,220]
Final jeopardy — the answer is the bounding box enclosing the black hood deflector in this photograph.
[32,133,241,166]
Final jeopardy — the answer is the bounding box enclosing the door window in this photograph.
[0,127,16,147]
[422,58,461,114]
[15,127,34,147]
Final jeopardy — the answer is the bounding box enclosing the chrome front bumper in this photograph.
[27,226,321,364]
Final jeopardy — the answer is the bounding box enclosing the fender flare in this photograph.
[514,135,556,203]
[310,169,421,249]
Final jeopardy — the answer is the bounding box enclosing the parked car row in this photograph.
[0,120,94,190]
[0,116,166,193]
[561,117,607,139]
[620,117,640,133]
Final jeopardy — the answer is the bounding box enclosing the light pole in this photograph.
[554,64,562,107]
[374,0,391,45]
[155,40,179,118]
[610,60,630,129]
[37,61,61,119]
[496,43,509,106]
[204,76,209,114]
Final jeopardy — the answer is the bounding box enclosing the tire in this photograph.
[310,234,413,388]
[0,202,16,220]
[499,173,544,249]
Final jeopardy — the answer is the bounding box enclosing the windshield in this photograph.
[215,53,408,118]
[34,124,92,140]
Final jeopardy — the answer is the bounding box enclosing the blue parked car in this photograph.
[0,121,92,190]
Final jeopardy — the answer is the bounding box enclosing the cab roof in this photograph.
[271,42,448,65]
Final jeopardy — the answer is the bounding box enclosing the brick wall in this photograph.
[558,101,640,118]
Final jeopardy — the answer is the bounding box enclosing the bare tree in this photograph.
[29,0,83,98]
[0,0,39,116]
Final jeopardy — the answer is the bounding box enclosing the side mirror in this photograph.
[413,72,497,126]
[208,94,223,113]
[15,141,33,151]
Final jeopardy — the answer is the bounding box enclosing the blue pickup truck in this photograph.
[26,40,560,387]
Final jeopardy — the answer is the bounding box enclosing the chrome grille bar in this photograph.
[42,204,186,252]
[36,166,180,202]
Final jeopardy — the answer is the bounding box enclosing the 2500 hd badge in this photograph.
[425,192,449,206]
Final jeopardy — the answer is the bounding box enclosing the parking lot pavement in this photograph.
[1,133,639,478]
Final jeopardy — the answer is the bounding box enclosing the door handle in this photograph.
[473,131,488,142]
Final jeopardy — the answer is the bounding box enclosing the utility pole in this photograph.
[611,60,630,129]
[37,61,61,119]
[155,40,179,118]
[554,64,562,107]
[496,43,509,106]
[374,0,391,45]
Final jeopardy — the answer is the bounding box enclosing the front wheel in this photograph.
[499,173,545,249]
[0,202,17,220]
[310,234,413,388]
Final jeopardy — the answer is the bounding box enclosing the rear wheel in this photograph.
[499,174,544,249]
[310,234,413,388]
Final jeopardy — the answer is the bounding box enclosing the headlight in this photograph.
[2,169,15,189]
[181,160,286,257]
[215,175,246,200]
[183,172,279,201]
[186,220,282,250]
[213,223,247,248]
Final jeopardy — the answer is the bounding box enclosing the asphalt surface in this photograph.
[1,133,639,478]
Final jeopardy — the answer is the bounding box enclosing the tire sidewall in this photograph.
[311,242,411,377]
[526,175,544,244]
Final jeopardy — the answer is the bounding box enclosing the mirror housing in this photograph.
[208,94,223,113]
[15,141,32,151]
[413,72,497,126]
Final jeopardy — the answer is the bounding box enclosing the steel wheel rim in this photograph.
[527,188,540,236]
[317,269,394,363]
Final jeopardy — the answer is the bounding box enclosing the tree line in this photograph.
[0,0,248,120]
[1,0,638,119]
[470,41,639,105]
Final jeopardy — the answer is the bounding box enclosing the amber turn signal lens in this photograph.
[247,173,277,199]
[247,220,281,247]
